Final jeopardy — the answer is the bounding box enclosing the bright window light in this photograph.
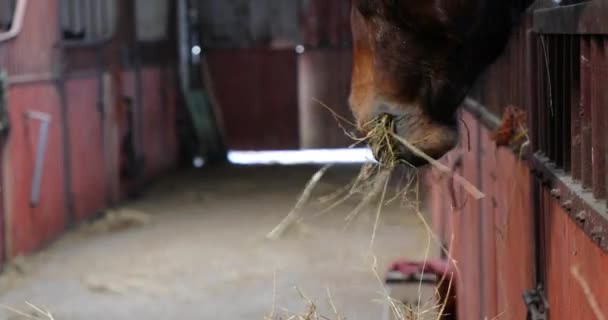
[228,148,375,165]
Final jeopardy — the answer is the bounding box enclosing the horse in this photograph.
[349,0,533,166]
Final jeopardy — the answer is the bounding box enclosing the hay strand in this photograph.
[267,165,332,240]
[571,265,607,320]
[388,132,485,200]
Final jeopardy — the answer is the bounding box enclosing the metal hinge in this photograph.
[523,287,549,320]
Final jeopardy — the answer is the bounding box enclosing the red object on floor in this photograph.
[386,259,457,320]
[389,260,454,278]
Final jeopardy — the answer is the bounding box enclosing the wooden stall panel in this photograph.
[0,0,58,77]
[426,160,454,250]
[544,193,608,319]
[479,125,498,319]
[5,84,66,257]
[66,77,107,222]
[206,49,299,150]
[488,142,534,320]
[453,111,482,320]
[298,49,354,149]
[140,67,178,181]
[429,109,535,319]
[426,170,443,243]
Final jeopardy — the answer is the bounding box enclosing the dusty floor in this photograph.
[0,165,434,320]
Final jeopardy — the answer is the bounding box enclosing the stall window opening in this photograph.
[60,0,116,43]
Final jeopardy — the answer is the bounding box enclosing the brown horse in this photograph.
[349,0,532,166]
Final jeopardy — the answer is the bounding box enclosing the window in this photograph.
[60,0,117,43]
[0,0,16,32]
[135,0,169,42]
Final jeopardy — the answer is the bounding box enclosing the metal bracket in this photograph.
[523,287,549,320]
[25,111,51,208]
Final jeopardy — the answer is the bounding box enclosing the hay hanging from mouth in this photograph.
[267,111,484,241]
[266,105,479,320]
[362,114,401,169]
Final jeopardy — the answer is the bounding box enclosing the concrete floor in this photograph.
[0,165,433,320]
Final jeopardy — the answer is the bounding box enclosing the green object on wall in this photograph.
[185,89,226,164]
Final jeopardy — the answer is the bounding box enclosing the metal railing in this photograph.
[530,0,608,251]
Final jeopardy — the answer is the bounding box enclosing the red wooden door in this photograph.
[206,49,300,150]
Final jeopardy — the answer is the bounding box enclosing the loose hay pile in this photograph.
[80,209,151,235]
[267,111,471,320]
[265,287,449,320]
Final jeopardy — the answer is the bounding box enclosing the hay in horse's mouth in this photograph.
[364,114,485,200]
[362,114,401,168]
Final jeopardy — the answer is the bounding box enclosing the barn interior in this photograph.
[3,0,608,319]
[0,1,439,319]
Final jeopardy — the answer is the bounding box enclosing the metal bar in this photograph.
[590,36,605,199]
[553,35,563,168]
[513,28,527,107]
[580,36,592,189]
[100,0,109,37]
[548,36,557,164]
[529,31,547,297]
[68,0,75,32]
[88,0,97,40]
[538,37,546,155]
[604,39,608,205]
[59,0,70,36]
[571,36,582,181]
[97,0,105,39]
[60,0,116,47]
[26,111,51,207]
[528,31,539,152]
[562,35,571,172]
[75,0,83,38]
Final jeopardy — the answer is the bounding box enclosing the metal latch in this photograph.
[523,287,549,320]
